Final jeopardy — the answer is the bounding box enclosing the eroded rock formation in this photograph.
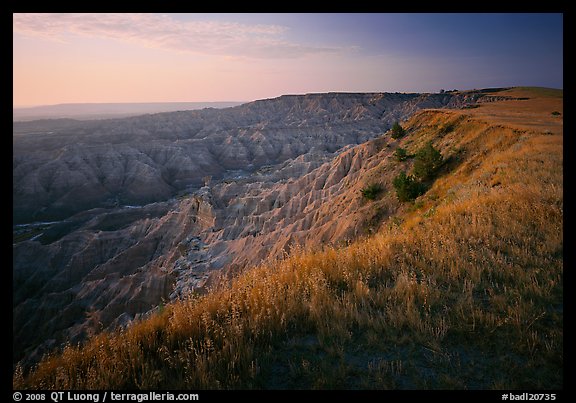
[13,91,485,367]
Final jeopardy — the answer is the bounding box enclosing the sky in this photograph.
[13,13,563,106]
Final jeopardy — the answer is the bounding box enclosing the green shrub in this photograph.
[390,122,406,139]
[551,111,561,116]
[394,147,409,162]
[392,172,424,202]
[413,141,443,181]
[361,183,383,200]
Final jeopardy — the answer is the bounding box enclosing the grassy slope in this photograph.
[14,90,563,389]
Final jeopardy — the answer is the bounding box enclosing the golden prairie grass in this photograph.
[14,104,562,389]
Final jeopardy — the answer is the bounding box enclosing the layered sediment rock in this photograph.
[13,90,486,367]
[14,92,476,223]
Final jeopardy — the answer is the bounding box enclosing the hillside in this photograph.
[14,87,563,389]
[13,90,483,367]
[13,91,477,224]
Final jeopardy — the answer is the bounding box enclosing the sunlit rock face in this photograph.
[14,92,474,223]
[13,91,477,367]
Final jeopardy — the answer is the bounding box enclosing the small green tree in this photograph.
[413,141,443,181]
[361,183,383,200]
[394,147,409,162]
[393,172,423,202]
[390,122,406,139]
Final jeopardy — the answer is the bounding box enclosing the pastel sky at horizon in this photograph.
[13,13,563,107]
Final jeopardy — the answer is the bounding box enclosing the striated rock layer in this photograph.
[13,90,486,367]
[14,92,478,224]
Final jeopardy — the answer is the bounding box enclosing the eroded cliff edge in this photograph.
[13,90,488,366]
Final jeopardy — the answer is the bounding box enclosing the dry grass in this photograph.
[14,95,563,390]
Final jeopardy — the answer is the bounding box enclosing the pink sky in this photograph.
[13,13,369,106]
[13,13,562,106]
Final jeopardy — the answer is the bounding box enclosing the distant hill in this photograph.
[13,102,245,121]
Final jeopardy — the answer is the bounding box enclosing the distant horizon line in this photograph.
[13,85,563,109]
[13,101,249,109]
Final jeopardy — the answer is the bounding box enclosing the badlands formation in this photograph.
[14,90,496,366]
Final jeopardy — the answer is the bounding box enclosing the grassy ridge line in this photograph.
[14,107,563,389]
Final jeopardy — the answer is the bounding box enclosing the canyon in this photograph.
[14,90,493,367]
